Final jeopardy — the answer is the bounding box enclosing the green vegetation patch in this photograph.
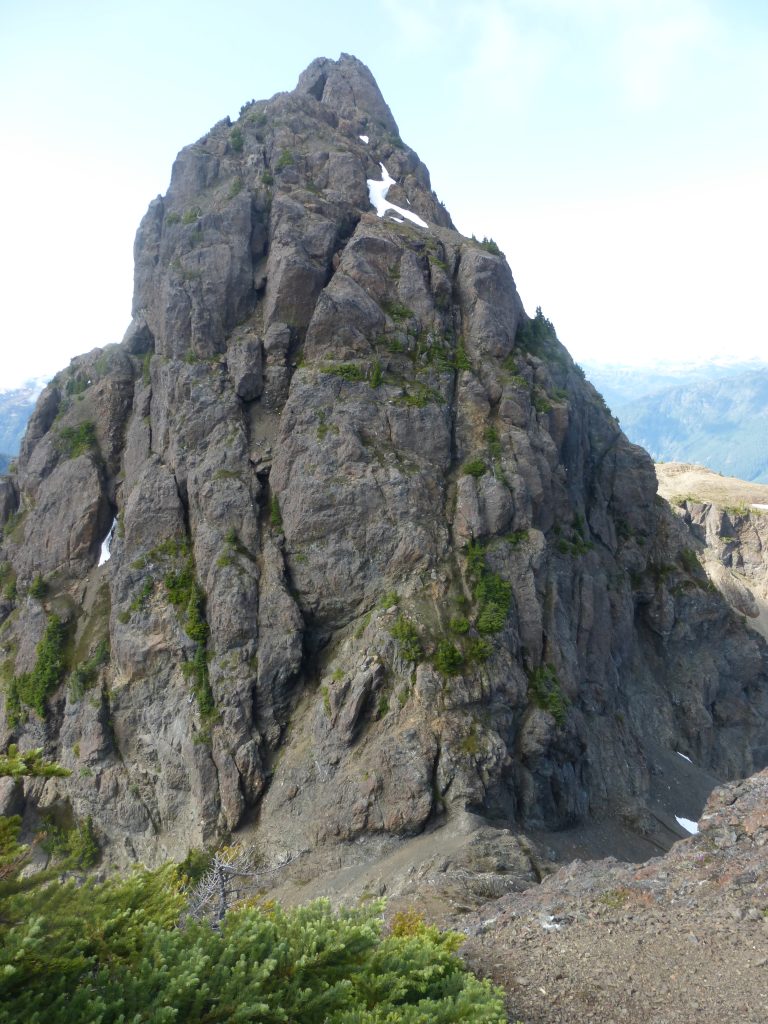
[554,515,593,557]
[390,614,423,663]
[40,814,100,869]
[0,875,505,1023]
[69,639,110,701]
[229,126,244,152]
[473,235,502,256]
[269,494,283,531]
[320,362,367,383]
[527,663,568,726]
[7,614,69,722]
[462,458,487,478]
[396,382,444,408]
[433,640,464,676]
[276,148,294,169]
[382,299,415,322]
[57,422,97,459]
[122,537,214,722]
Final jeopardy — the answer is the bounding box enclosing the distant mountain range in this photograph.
[583,360,768,483]
[0,380,46,471]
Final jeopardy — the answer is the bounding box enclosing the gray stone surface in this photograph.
[0,56,766,870]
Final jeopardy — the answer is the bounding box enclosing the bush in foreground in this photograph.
[0,869,504,1023]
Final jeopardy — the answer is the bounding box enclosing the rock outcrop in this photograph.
[656,461,768,640]
[1,55,767,868]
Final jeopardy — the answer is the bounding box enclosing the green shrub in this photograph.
[527,664,568,725]
[165,211,181,225]
[276,148,294,169]
[28,574,47,599]
[181,206,202,225]
[464,543,512,636]
[65,375,88,397]
[378,591,399,610]
[462,458,486,478]
[261,170,274,186]
[476,601,507,635]
[8,615,69,719]
[465,636,492,662]
[0,880,505,1023]
[227,177,244,199]
[449,615,470,635]
[370,359,383,387]
[475,236,502,256]
[433,640,463,676]
[69,640,110,701]
[40,815,100,869]
[390,615,423,663]
[484,426,502,460]
[57,422,97,459]
[229,126,244,153]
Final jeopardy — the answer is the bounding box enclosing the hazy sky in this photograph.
[1,0,766,388]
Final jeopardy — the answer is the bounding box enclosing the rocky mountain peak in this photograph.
[296,53,400,136]
[0,58,766,875]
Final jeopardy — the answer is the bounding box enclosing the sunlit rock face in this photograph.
[1,54,766,868]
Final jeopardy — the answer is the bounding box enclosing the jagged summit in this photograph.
[0,59,766,877]
[296,54,400,136]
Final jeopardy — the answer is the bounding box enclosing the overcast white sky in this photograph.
[1,0,766,389]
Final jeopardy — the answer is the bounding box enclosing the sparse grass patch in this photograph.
[320,362,367,383]
[382,299,414,322]
[270,495,283,531]
[57,422,97,459]
[462,458,487,478]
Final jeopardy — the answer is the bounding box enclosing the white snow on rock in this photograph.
[675,815,699,834]
[359,134,369,144]
[367,163,428,228]
[752,503,768,510]
[98,517,117,566]
[676,751,693,763]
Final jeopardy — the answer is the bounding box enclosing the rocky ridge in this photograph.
[0,56,766,878]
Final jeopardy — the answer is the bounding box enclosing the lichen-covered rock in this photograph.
[0,55,766,870]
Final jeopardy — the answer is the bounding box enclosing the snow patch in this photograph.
[675,815,699,834]
[98,517,117,566]
[367,163,428,229]
[676,751,693,763]
[752,503,768,510]
[359,134,369,144]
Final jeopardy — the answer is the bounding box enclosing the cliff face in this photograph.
[656,462,768,641]
[1,56,766,867]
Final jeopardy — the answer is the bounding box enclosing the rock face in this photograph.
[1,55,767,868]
[656,462,768,641]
